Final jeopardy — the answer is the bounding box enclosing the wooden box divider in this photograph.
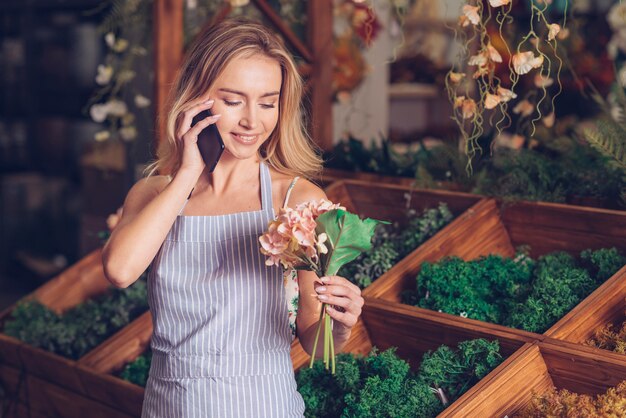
[442,339,626,417]
[545,265,626,354]
[363,197,626,342]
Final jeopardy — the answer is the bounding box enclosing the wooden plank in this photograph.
[501,201,626,252]
[154,0,183,154]
[251,0,313,62]
[546,266,626,346]
[365,199,515,300]
[307,0,333,151]
[0,364,134,418]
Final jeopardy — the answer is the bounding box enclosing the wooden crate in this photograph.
[320,168,417,189]
[442,340,626,417]
[365,199,626,340]
[0,249,110,393]
[545,264,626,355]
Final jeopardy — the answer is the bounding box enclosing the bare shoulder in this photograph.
[286,178,327,208]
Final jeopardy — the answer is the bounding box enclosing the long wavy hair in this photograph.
[145,18,322,179]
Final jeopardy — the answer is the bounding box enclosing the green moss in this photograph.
[119,350,152,387]
[3,280,148,360]
[405,248,625,333]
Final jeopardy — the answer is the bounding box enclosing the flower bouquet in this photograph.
[259,199,383,373]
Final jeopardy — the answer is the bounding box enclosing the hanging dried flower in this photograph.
[461,98,477,119]
[484,93,501,110]
[534,73,554,88]
[497,87,517,103]
[462,5,480,26]
[95,65,113,86]
[449,72,465,84]
[488,0,510,7]
[512,51,544,75]
[548,23,561,41]
[487,43,502,63]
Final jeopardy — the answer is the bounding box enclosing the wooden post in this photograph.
[154,0,184,164]
[308,0,333,151]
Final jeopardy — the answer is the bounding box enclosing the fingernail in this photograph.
[204,99,214,104]
[318,294,328,301]
[210,114,221,119]
[316,286,326,293]
[321,277,330,283]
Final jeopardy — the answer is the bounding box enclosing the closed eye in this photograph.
[224,100,241,106]
[261,104,276,109]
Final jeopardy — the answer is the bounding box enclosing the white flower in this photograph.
[94,130,110,142]
[462,5,480,26]
[497,87,517,102]
[488,0,510,7]
[460,312,468,318]
[95,65,113,85]
[90,103,109,123]
[105,32,115,48]
[512,51,544,75]
[484,93,501,110]
[120,126,137,141]
[548,23,561,41]
[107,99,128,117]
[134,94,151,108]
[316,233,329,255]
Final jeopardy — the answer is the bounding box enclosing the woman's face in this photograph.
[208,53,282,161]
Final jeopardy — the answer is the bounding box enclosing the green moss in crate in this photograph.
[3,280,148,359]
[339,203,453,289]
[404,248,625,333]
[513,380,626,417]
[296,339,502,418]
[119,350,152,387]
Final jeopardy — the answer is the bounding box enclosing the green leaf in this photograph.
[316,209,386,276]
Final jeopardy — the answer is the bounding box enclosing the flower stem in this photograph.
[309,302,326,369]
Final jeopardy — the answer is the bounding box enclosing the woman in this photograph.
[102,18,364,417]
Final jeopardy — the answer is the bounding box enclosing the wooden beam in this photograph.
[154,0,184,162]
[308,0,333,151]
[251,0,313,62]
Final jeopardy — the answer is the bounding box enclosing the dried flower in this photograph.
[462,5,480,26]
[513,99,535,117]
[534,73,554,88]
[484,93,501,110]
[488,0,510,7]
[548,23,561,41]
[90,104,109,123]
[542,112,555,128]
[461,99,477,119]
[120,126,138,141]
[449,72,465,84]
[95,65,113,86]
[497,87,517,103]
[94,130,110,142]
[512,51,544,75]
[487,43,502,63]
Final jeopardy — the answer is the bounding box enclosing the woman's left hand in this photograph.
[314,275,364,333]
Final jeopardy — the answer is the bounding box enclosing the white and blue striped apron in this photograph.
[141,162,305,417]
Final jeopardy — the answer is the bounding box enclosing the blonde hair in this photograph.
[145,18,323,179]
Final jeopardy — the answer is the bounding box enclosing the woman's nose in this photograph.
[239,105,258,130]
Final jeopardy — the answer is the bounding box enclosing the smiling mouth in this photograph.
[231,133,259,144]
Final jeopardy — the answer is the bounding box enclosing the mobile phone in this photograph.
[191,109,225,173]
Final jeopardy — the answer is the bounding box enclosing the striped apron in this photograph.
[141,162,305,417]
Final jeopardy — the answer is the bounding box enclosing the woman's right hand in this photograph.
[175,99,221,176]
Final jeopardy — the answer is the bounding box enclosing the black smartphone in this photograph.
[191,109,225,173]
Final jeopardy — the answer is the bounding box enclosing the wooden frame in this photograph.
[154,0,333,156]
